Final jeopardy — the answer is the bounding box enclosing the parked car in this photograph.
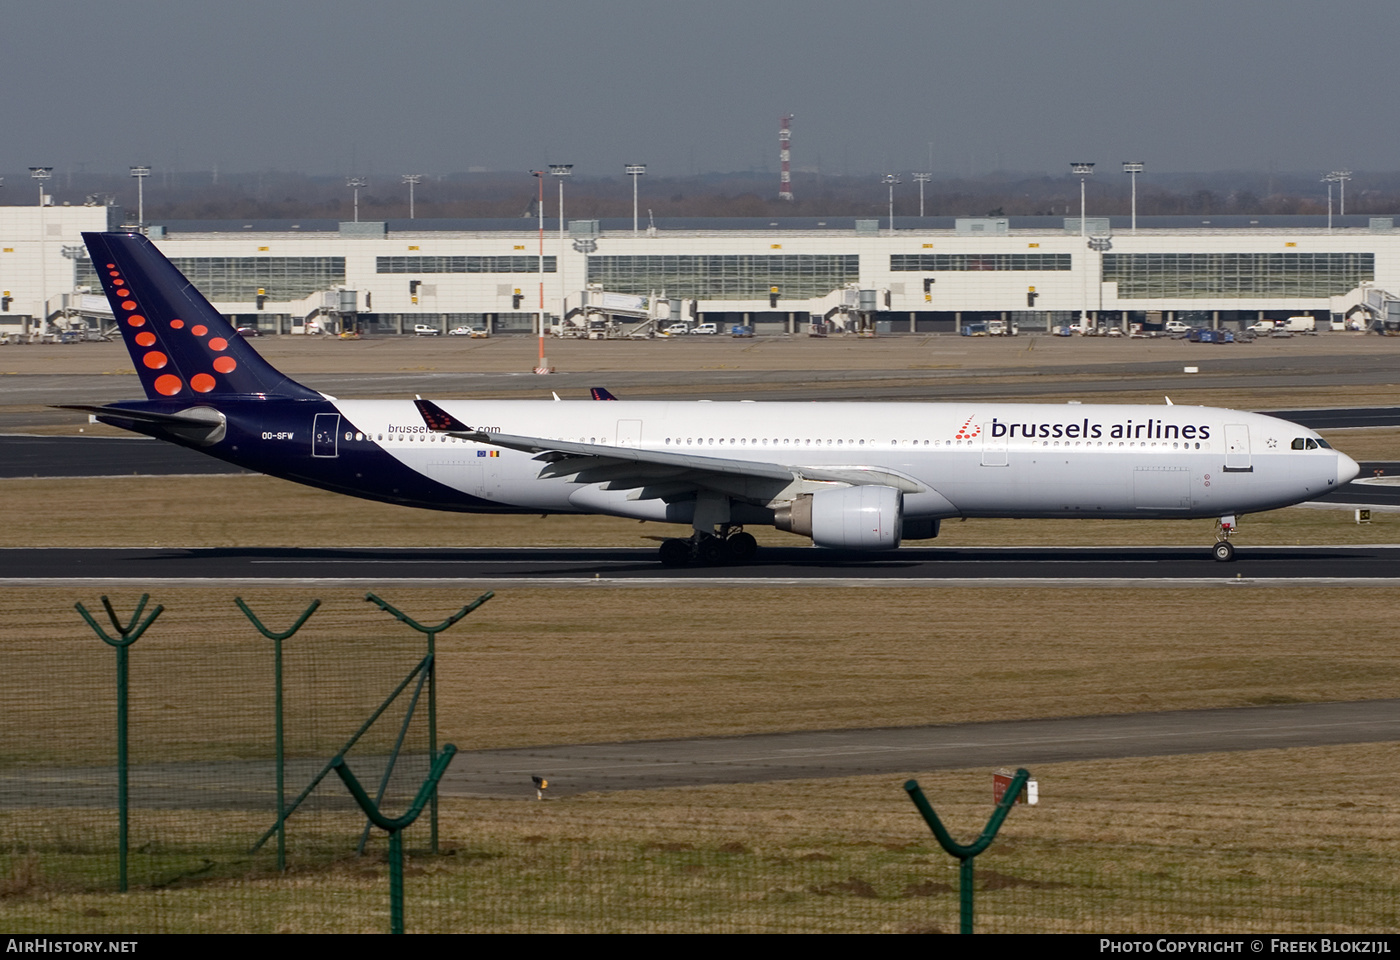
[730,324,754,337]
[448,326,471,336]
[1247,320,1276,333]
[1164,320,1190,333]
[235,326,261,338]
[662,322,690,336]
[414,324,440,336]
[692,322,718,335]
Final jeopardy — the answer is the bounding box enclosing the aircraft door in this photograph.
[312,413,340,458]
[1224,423,1252,472]
[616,420,642,447]
[980,423,1007,466]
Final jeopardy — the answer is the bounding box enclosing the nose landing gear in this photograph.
[1212,515,1237,562]
[658,527,759,567]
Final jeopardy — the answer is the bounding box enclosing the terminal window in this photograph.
[587,254,859,300]
[77,257,346,302]
[1102,252,1375,299]
[377,256,557,274]
[891,254,1071,272]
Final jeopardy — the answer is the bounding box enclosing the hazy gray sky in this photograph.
[2,0,1391,180]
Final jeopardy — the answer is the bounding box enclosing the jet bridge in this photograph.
[555,287,676,339]
[1360,288,1400,333]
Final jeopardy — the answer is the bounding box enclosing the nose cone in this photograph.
[1337,451,1360,486]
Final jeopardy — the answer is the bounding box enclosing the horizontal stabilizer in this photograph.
[55,403,224,428]
[55,402,227,445]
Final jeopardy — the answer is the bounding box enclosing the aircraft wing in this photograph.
[413,399,924,501]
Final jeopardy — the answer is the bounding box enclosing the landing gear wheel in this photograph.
[659,539,692,567]
[724,531,758,562]
[1212,540,1235,563]
[696,537,726,566]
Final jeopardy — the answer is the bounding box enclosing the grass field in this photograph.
[5,745,1397,932]
[5,584,1400,765]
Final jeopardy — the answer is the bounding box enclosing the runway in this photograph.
[7,542,1400,583]
[6,699,1396,803]
[0,434,251,477]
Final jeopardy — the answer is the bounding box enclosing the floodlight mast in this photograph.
[625,165,646,236]
[550,165,572,340]
[1329,170,1352,217]
[531,171,550,374]
[1122,162,1144,233]
[402,174,423,220]
[1322,171,1347,233]
[883,174,901,234]
[913,172,931,218]
[31,167,53,338]
[1071,163,1095,330]
[29,166,52,207]
[346,177,368,223]
[129,166,151,232]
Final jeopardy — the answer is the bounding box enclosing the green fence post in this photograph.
[234,598,321,873]
[248,654,431,855]
[364,592,493,853]
[74,594,164,893]
[904,768,1030,934]
[332,745,458,934]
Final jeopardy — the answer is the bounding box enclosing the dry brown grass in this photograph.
[5,584,1400,761]
[5,744,1396,932]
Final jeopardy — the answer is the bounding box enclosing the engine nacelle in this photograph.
[775,485,903,550]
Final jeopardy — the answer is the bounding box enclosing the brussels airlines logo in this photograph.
[954,416,980,440]
[988,417,1211,441]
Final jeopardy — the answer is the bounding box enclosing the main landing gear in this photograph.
[659,527,758,567]
[1212,514,1237,562]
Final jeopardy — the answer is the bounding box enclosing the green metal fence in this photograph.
[1,592,1396,933]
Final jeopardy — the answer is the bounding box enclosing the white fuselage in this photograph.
[331,399,1356,523]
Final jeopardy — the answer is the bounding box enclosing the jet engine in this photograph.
[774,484,903,550]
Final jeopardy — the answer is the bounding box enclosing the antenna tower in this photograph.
[778,115,794,201]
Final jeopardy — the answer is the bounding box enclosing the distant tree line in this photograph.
[26,168,1400,221]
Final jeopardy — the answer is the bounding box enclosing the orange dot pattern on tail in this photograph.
[103,260,240,396]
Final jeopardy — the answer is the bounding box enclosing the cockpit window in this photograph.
[1291,438,1306,449]
[1315,438,1332,448]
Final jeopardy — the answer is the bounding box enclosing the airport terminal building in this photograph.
[1,205,1396,338]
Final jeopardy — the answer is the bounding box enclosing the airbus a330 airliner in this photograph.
[70,232,1359,566]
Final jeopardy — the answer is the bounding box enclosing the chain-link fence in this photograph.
[2,593,1396,933]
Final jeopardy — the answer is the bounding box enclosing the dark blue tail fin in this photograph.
[82,232,321,401]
